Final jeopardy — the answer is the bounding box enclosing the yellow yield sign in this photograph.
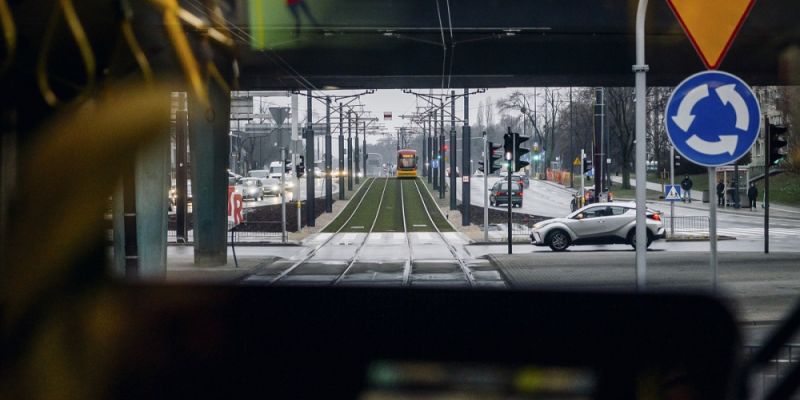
[667,0,756,70]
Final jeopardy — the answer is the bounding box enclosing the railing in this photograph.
[743,344,800,399]
[662,216,709,233]
[168,221,282,244]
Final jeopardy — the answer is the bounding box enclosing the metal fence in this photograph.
[168,222,283,244]
[662,216,710,233]
[743,344,800,399]
[483,223,532,242]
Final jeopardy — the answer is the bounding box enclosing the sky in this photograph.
[247,88,539,140]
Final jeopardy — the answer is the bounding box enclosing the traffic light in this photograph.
[478,142,504,174]
[514,133,530,172]
[769,123,788,166]
[503,127,530,172]
[284,157,292,173]
[296,156,305,178]
[583,156,592,173]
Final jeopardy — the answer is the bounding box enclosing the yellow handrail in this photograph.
[0,0,16,75]
[36,0,96,107]
[120,0,154,85]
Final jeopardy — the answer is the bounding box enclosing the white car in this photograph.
[530,202,665,251]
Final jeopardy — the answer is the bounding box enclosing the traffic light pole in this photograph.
[347,112,353,191]
[483,133,489,242]
[281,147,287,243]
[507,150,513,255]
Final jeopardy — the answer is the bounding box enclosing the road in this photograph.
[242,177,339,208]
[458,175,800,244]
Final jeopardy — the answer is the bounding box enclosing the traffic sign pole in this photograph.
[670,145,675,236]
[634,0,649,291]
[709,167,718,293]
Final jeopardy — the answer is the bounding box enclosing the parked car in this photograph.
[235,178,264,201]
[530,202,665,251]
[489,181,523,208]
[445,167,460,177]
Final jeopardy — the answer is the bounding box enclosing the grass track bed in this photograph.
[321,178,374,232]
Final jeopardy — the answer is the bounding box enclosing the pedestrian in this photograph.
[716,180,725,207]
[747,182,758,210]
[680,175,693,203]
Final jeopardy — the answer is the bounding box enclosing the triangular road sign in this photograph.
[665,185,682,201]
[667,0,756,69]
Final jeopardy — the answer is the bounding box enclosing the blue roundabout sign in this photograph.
[665,70,761,167]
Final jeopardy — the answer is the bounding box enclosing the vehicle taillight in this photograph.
[517,192,523,196]
[647,213,661,222]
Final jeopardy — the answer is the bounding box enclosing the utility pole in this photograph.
[593,88,603,202]
[765,115,770,254]
[462,88,471,226]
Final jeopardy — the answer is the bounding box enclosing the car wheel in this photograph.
[627,230,653,249]
[547,230,571,251]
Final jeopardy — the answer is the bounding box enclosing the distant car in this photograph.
[530,202,665,251]
[445,167,461,177]
[262,178,282,196]
[314,167,324,178]
[235,178,264,201]
[582,187,614,204]
[473,169,484,177]
[489,181,523,208]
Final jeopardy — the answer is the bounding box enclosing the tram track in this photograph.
[267,177,380,284]
[411,178,476,287]
[264,176,475,287]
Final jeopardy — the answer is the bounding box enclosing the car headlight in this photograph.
[286,182,294,188]
[272,185,279,191]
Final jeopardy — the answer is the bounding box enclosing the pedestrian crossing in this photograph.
[715,227,800,240]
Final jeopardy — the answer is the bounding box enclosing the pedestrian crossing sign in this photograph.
[665,184,682,201]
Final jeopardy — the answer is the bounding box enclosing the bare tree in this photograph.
[606,87,636,189]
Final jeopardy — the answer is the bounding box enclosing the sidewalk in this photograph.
[165,246,306,283]
[610,176,800,220]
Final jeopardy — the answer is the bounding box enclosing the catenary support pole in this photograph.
[347,111,353,190]
[633,0,650,290]
[462,88,471,226]
[450,90,457,210]
[325,97,332,212]
[440,98,445,199]
[306,90,314,227]
[355,115,360,184]
[338,104,345,200]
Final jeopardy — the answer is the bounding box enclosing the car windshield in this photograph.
[9,5,800,398]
